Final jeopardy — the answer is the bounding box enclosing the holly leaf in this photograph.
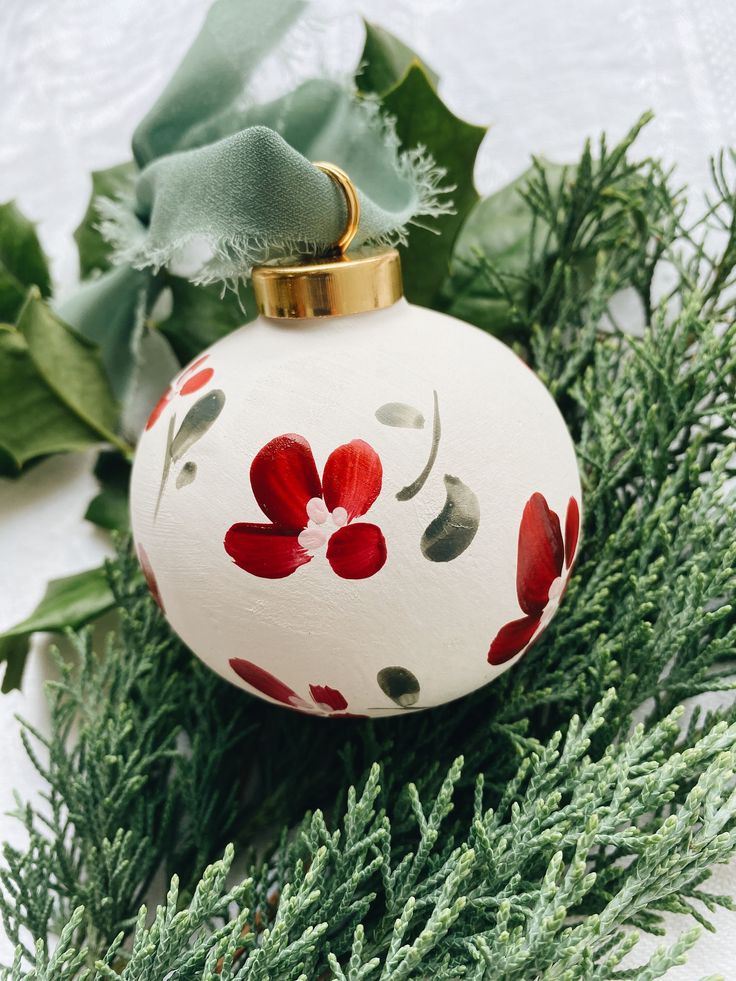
[0,566,115,692]
[0,324,103,475]
[159,275,256,363]
[381,64,486,308]
[74,162,137,278]
[17,291,122,441]
[85,450,131,532]
[441,161,572,336]
[0,293,129,475]
[356,21,438,96]
[0,202,51,322]
[0,636,28,694]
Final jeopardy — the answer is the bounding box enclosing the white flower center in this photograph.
[298,497,348,552]
[539,575,566,629]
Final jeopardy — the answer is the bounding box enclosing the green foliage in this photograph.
[356,22,439,96]
[0,324,104,476]
[2,119,736,979]
[379,64,486,307]
[3,643,735,979]
[16,293,122,444]
[0,548,253,968]
[84,452,132,533]
[0,203,51,322]
[0,566,114,693]
[0,290,130,480]
[441,160,570,338]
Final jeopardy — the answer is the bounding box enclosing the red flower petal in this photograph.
[487,614,541,665]
[309,684,348,711]
[137,544,164,611]
[224,523,312,578]
[322,439,383,521]
[145,387,172,430]
[180,367,214,395]
[326,523,387,579]
[230,658,304,707]
[516,493,564,616]
[250,435,322,529]
[564,496,580,569]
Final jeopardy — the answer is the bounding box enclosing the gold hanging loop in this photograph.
[251,161,402,319]
[313,161,361,254]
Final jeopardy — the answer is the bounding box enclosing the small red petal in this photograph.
[309,684,348,712]
[180,354,209,380]
[229,658,304,707]
[250,435,322,529]
[145,388,172,430]
[326,523,387,580]
[137,544,164,612]
[516,493,564,616]
[487,614,541,665]
[322,439,383,521]
[224,523,312,578]
[180,367,214,395]
[564,496,580,569]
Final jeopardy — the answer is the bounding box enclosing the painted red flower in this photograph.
[137,544,164,612]
[488,493,580,665]
[224,434,387,580]
[145,354,215,430]
[230,658,364,717]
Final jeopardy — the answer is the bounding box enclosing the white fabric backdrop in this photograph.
[1,0,735,974]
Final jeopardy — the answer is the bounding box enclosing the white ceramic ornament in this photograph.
[130,166,582,719]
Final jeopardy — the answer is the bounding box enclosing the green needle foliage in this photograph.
[2,118,736,979]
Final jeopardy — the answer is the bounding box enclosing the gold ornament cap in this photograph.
[252,162,403,319]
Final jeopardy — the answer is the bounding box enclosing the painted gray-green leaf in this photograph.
[375,402,425,429]
[421,475,480,562]
[170,389,225,462]
[377,666,420,707]
[176,461,197,489]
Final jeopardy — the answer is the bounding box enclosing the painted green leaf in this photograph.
[85,450,131,532]
[381,64,486,308]
[176,461,197,489]
[170,390,226,462]
[421,474,480,562]
[159,275,255,363]
[356,21,439,96]
[377,665,420,707]
[0,201,51,322]
[0,324,104,476]
[0,566,115,693]
[441,162,572,336]
[74,162,137,278]
[375,402,425,428]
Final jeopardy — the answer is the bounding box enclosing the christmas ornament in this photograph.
[130,163,582,717]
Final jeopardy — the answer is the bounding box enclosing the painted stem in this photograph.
[154,413,176,519]
[396,390,441,502]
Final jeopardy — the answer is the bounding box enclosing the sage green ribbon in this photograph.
[60,0,447,424]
